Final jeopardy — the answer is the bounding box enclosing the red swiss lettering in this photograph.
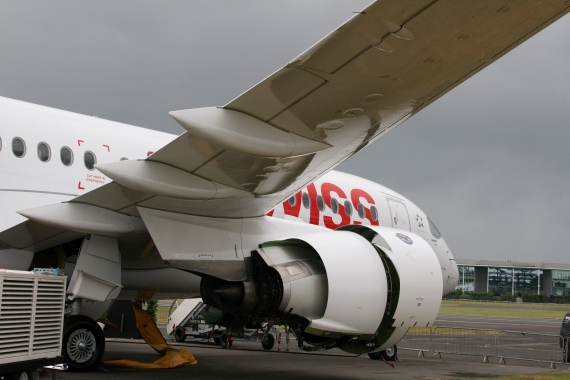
[351,188,379,226]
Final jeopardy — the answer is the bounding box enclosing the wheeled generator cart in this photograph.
[0,269,66,380]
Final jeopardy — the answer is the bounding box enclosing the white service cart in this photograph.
[169,299,276,350]
[0,269,66,380]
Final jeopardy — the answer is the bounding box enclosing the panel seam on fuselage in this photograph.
[0,189,79,197]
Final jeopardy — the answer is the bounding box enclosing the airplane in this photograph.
[1,0,568,372]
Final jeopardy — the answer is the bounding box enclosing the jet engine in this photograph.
[200,226,442,353]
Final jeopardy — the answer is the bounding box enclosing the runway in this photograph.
[434,315,563,334]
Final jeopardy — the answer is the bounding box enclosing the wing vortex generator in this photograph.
[200,225,442,353]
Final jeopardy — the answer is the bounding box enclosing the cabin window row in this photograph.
[0,136,97,170]
[289,192,379,221]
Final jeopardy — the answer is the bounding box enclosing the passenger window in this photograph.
[120,157,128,161]
[0,136,2,152]
[288,195,297,207]
[84,151,96,170]
[37,142,51,162]
[316,195,325,212]
[12,137,26,157]
[331,198,339,214]
[344,200,353,216]
[370,205,378,221]
[302,192,311,209]
[357,203,365,219]
[60,147,73,166]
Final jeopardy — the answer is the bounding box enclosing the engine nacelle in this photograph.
[200,226,442,353]
[336,225,443,353]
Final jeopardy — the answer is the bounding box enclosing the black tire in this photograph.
[62,315,105,372]
[368,345,397,361]
[213,338,220,344]
[367,352,382,360]
[382,345,397,361]
[261,333,275,350]
[175,326,187,342]
[4,371,35,380]
[220,332,233,348]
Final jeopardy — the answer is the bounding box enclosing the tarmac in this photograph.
[51,339,568,380]
[50,302,569,379]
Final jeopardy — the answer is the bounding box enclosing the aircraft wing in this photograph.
[89,0,570,219]
[11,0,570,236]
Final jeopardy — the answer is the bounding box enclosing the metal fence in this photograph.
[497,331,562,364]
[432,327,496,359]
[399,326,569,367]
[398,327,432,353]
[152,301,568,366]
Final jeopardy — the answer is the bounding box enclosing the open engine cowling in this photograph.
[200,226,442,353]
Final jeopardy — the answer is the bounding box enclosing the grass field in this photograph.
[147,299,569,327]
[143,305,171,326]
[439,300,569,320]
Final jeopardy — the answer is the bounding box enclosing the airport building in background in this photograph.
[455,260,570,295]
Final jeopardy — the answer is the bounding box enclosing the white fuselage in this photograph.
[0,96,459,295]
[0,96,174,232]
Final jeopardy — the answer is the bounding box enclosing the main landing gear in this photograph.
[62,315,105,372]
[368,345,397,361]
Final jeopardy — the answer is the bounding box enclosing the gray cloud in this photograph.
[1,1,569,263]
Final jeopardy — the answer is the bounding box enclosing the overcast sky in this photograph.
[1,1,569,264]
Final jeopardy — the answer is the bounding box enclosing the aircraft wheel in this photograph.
[174,326,187,342]
[62,315,105,372]
[220,332,233,348]
[261,333,275,350]
[368,345,397,361]
[4,370,35,380]
[382,345,397,361]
